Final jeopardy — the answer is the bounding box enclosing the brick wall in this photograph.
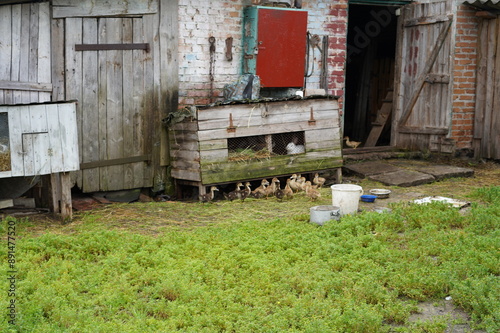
[451,4,479,150]
[178,0,349,108]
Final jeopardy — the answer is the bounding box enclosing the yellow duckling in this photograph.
[343,136,362,149]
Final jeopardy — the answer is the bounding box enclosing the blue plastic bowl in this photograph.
[360,194,377,203]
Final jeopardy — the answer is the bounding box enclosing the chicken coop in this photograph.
[169,97,343,194]
[0,102,79,218]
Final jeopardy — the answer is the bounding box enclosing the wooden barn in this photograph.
[0,0,178,198]
[1,0,499,205]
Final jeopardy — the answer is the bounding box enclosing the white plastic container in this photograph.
[310,205,340,225]
[331,184,364,216]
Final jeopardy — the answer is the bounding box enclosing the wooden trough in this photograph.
[169,97,343,194]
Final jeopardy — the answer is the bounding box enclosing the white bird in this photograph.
[286,142,305,155]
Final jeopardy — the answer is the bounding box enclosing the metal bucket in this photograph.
[310,205,341,225]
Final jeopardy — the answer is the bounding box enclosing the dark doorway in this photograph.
[344,4,399,147]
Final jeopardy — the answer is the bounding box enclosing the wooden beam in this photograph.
[75,43,150,52]
[476,11,497,20]
[404,14,451,27]
[398,126,448,135]
[398,18,453,127]
[0,80,52,92]
[425,73,450,84]
[80,155,151,170]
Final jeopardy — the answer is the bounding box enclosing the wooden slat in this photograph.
[80,155,151,170]
[0,80,52,92]
[81,18,100,192]
[37,2,50,102]
[75,43,150,51]
[123,18,134,190]
[105,17,124,191]
[57,102,79,172]
[132,17,146,188]
[10,4,21,104]
[51,18,65,101]
[18,4,30,103]
[52,0,158,18]
[398,126,448,135]
[28,3,39,103]
[200,151,342,185]
[404,13,451,27]
[197,120,336,142]
[6,106,23,176]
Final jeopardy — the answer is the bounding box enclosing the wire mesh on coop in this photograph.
[227,131,305,161]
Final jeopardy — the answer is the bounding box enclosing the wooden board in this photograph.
[52,0,158,18]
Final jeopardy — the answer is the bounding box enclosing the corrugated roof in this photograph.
[463,0,500,10]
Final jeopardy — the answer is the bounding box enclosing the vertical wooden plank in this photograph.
[483,19,497,158]
[143,13,156,188]
[65,17,83,184]
[8,106,24,176]
[474,19,487,145]
[81,18,100,192]
[51,18,66,101]
[18,4,31,103]
[49,173,61,214]
[122,18,135,189]
[28,3,40,103]
[97,18,109,191]
[60,172,73,220]
[0,5,12,104]
[491,19,500,159]
[132,17,146,188]
[10,5,22,104]
[105,17,124,191]
[47,104,64,173]
[57,103,79,172]
[37,2,51,102]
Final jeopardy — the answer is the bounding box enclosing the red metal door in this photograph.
[256,8,308,88]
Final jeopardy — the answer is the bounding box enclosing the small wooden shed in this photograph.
[169,97,343,193]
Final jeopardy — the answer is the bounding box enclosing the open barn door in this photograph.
[392,0,454,152]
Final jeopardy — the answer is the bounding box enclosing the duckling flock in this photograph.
[199,173,326,203]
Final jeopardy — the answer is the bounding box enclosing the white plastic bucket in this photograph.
[310,205,340,225]
[331,184,364,216]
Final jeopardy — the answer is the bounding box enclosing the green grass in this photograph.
[1,186,499,332]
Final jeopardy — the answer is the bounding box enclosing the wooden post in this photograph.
[49,172,72,220]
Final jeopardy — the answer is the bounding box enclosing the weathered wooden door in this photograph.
[65,16,156,192]
[393,0,454,152]
[474,16,500,160]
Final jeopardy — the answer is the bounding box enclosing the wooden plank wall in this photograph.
[50,0,177,193]
[474,17,500,160]
[0,103,79,179]
[0,2,51,105]
[170,99,343,185]
[393,0,453,151]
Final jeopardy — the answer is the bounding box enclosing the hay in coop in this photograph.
[228,148,273,162]
[0,151,11,171]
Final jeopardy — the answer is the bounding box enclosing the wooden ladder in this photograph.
[364,89,393,147]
